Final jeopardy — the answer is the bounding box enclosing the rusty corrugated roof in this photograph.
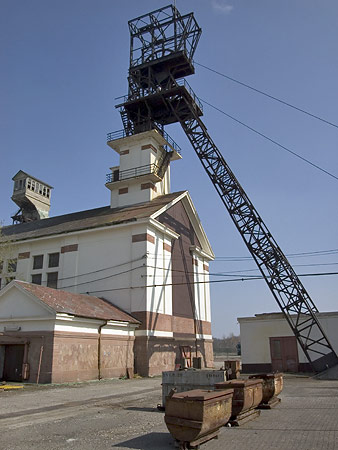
[2,191,185,242]
[14,281,140,323]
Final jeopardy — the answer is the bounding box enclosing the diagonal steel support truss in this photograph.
[167,96,338,372]
[118,4,338,373]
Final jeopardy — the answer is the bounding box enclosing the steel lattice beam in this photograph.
[117,4,338,373]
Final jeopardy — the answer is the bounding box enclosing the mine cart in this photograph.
[215,379,263,425]
[249,373,283,408]
[165,389,234,449]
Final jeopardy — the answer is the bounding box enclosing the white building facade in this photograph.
[238,312,338,373]
[0,130,214,380]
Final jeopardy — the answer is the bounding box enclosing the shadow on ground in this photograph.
[113,432,172,449]
[125,406,162,413]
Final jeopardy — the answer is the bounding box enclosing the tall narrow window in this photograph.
[48,253,59,268]
[47,272,58,289]
[7,259,17,273]
[33,255,43,270]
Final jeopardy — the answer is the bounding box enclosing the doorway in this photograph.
[270,336,299,372]
[2,345,25,381]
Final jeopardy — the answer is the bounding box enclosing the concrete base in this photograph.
[314,364,338,380]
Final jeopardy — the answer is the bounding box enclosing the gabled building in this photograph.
[0,281,139,383]
[0,129,214,380]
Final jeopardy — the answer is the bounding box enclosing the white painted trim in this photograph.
[151,191,214,259]
[196,334,213,340]
[150,191,187,219]
[0,281,57,316]
[238,311,338,323]
[55,313,102,325]
[106,320,138,328]
[101,327,134,336]
[190,246,214,261]
[0,317,55,323]
[135,330,173,337]
[54,323,98,334]
[148,218,180,240]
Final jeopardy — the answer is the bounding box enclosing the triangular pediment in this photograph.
[0,282,56,320]
[151,191,214,259]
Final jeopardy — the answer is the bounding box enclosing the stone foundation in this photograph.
[134,336,214,377]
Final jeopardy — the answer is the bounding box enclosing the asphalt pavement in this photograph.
[1,375,338,450]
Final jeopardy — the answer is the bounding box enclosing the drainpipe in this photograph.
[36,336,44,384]
[98,320,108,380]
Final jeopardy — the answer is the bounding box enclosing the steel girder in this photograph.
[118,5,338,373]
[165,94,338,371]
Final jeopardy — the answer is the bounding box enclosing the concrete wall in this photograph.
[238,312,338,372]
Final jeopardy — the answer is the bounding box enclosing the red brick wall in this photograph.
[158,201,201,319]
[100,335,135,379]
[132,311,211,337]
[52,331,135,383]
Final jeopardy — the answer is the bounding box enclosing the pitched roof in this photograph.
[12,170,53,188]
[12,281,140,324]
[1,191,185,242]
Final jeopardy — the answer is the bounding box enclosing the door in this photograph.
[3,345,25,381]
[270,336,299,372]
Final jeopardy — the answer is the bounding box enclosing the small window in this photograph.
[43,186,47,196]
[14,180,19,191]
[31,274,42,285]
[7,259,17,273]
[46,189,50,198]
[47,272,58,289]
[33,255,44,270]
[48,253,59,268]
[27,179,31,190]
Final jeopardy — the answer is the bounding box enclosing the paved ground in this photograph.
[1,375,338,450]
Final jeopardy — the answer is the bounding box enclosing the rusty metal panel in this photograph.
[215,379,263,418]
[165,389,233,447]
[249,373,283,406]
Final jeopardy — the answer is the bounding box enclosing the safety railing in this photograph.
[107,125,181,155]
[106,163,160,183]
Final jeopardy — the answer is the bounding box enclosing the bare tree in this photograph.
[0,224,16,286]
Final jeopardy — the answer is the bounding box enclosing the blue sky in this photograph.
[1,0,338,337]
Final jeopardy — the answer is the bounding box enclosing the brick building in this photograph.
[0,129,214,382]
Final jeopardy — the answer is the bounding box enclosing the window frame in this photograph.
[48,253,60,268]
[33,254,44,270]
[31,273,42,285]
[46,272,58,289]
